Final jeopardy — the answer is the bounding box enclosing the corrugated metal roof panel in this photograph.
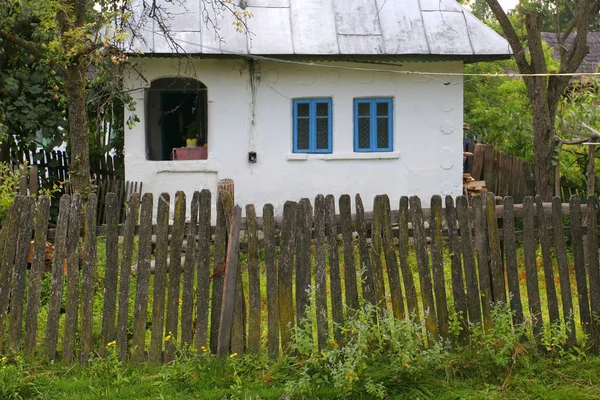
[130,0,511,59]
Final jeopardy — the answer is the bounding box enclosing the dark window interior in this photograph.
[145,78,207,161]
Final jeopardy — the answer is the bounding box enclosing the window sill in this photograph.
[287,152,400,161]
[156,160,217,174]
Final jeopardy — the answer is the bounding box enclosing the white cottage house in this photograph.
[124,0,511,212]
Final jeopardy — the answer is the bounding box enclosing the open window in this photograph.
[145,78,208,160]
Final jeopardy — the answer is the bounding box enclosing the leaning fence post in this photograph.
[217,205,243,358]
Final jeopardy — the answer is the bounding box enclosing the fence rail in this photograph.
[1,190,600,363]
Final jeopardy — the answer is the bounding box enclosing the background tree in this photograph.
[0,0,245,195]
[485,0,600,199]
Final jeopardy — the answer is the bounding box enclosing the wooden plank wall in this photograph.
[467,143,588,203]
[3,190,600,363]
[467,143,535,203]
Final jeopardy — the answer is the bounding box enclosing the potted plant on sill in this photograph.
[184,122,200,147]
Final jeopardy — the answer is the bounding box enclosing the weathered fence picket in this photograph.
[194,189,212,351]
[63,194,82,363]
[445,196,468,342]
[278,201,296,353]
[523,197,543,337]
[430,195,449,338]
[44,195,69,361]
[246,204,261,353]
[263,203,279,359]
[295,198,312,324]
[381,194,404,321]
[502,196,524,326]
[7,197,34,351]
[326,194,344,345]
[117,194,140,360]
[410,196,438,340]
[472,196,492,331]
[149,193,170,363]
[100,193,119,357]
[456,195,481,326]
[536,195,560,325]
[339,195,359,314]
[131,193,153,363]
[571,196,592,337]
[314,195,329,351]
[552,197,576,347]
[399,196,419,323]
[356,194,375,306]
[586,196,600,347]
[165,192,186,362]
[81,194,98,363]
[24,196,50,357]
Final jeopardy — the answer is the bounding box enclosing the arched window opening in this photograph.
[145,78,208,161]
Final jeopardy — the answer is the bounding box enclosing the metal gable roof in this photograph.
[128,0,512,60]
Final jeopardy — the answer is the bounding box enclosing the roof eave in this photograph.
[126,52,513,63]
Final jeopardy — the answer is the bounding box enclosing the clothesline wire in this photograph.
[135,27,600,85]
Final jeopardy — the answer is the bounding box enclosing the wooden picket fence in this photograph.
[12,149,121,184]
[1,190,600,363]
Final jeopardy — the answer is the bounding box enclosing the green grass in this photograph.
[2,347,600,399]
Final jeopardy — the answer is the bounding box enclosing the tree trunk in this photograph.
[63,63,91,195]
[527,77,556,201]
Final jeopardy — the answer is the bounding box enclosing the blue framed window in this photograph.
[354,98,393,152]
[293,98,332,153]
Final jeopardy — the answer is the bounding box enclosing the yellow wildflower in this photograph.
[107,341,116,347]
[1,356,6,362]
[201,346,208,353]
[165,335,171,342]
[230,352,238,359]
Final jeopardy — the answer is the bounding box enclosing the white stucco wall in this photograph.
[124,58,464,215]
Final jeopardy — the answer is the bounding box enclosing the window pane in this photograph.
[316,118,329,150]
[297,118,310,150]
[358,117,371,149]
[377,102,389,117]
[377,118,389,149]
[316,102,329,117]
[357,102,370,117]
[297,103,309,117]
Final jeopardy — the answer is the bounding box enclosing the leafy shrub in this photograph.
[286,302,449,398]
[0,163,21,226]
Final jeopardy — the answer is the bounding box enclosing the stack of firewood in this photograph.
[463,173,487,197]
